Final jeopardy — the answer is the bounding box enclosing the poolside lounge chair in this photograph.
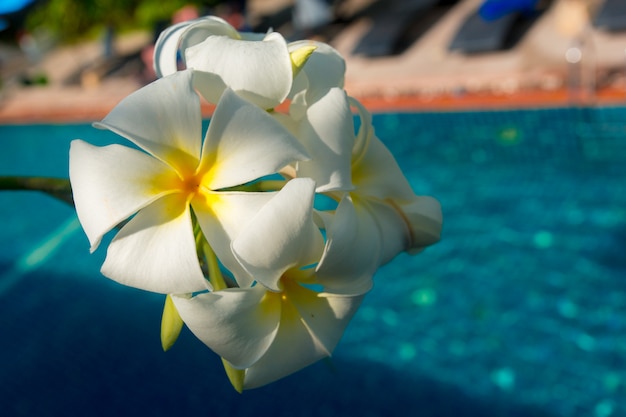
[352,0,439,57]
[448,9,517,53]
[448,0,549,54]
[593,0,626,32]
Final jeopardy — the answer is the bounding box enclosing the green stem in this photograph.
[255,180,285,192]
[0,176,73,207]
[203,240,227,291]
[191,211,229,291]
[219,179,286,193]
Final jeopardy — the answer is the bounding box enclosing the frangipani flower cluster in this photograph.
[69,16,442,392]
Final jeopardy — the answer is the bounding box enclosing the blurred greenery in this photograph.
[25,0,224,43]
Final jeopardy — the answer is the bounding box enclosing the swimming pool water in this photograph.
[1,107,625,417]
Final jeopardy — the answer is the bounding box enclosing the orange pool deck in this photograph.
[1,86,626,124]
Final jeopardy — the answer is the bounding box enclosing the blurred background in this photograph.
[1,2,626,417]
[2,0,626,120]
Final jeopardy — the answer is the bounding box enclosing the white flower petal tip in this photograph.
[152,20,192,78]
[92,69,202,167]
[69,139,177,253]
[153,16,238,78]
[402,196,443,253]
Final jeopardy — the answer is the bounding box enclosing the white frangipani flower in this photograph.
[172,178,366,390]
[69,69,308,294]
[67,15,443,392]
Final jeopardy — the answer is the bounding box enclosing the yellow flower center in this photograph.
[180,174,203,197]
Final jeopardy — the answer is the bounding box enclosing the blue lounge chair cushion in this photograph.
[479,0,540,21]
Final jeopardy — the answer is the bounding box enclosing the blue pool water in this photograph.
[1,107,625,417]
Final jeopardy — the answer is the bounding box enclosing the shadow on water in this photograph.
[592,225,626,274]
[1,270,556,417]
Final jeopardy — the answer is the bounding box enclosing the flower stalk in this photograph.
[0,176,73,206]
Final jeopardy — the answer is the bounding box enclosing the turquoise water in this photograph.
[1,107,625,417]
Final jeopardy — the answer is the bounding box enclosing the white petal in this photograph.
[191,70,228,106]
[349,95,372,161]
[270,111,300,137]
[178,16,240,61]
[242,292,324,389]
[232,178,324,292]
[69,140,178,251]
[153,20,192,78]
[365,198,411,265]
[94,70,202,171]
[185,32,292,108]
[316,195,377,294]
[154,16,239,78]
[400,196,443,253]
[243,283,361,389]
[290,282,364,356]
[172,287,280,369]
[287,82,309,121]
[349,96,442,256]
[288,40,345,103]
[101,194,207,294]
[355,136,417,202]
[192,190,277,288]
[200,88,309,190]
[296,88,354,192]
[349,98,417,201]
